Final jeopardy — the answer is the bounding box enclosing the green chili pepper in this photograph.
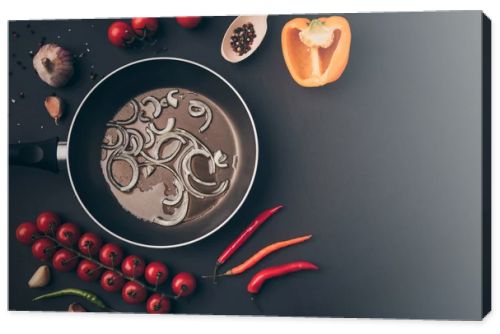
[33,288,111,311]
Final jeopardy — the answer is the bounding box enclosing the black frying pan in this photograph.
[10,58,259,248]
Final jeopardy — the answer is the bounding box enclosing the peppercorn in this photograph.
[230,22,257,56]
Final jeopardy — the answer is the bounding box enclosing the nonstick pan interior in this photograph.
[68,58,258,248]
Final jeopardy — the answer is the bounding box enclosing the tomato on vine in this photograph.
[176,16,202,29]
[121,281,147,304]
[100,270,125,293]
[56,223,81,247]
[78,232,102,256]
[77,259,102,282]
[131,18,159,38]
[99,243,123,267]
[107,21,135,48]
[144,261,169,286]
[171,272,197,297]
[31,238,56,261]
[121,255,145,278]
[16,222,38,244]
[146,293,170,314]
[52,249,78,272]
[36,211,60,234]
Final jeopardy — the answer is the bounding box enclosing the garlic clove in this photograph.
[68,303,87,312]
[33,43,74,88]
[28,265,51,288]
[44,96,65,125]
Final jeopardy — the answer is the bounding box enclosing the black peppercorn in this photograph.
[230,22,257,56]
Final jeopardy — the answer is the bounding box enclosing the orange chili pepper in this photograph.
[204,235,312,279]
[281,16,351,87]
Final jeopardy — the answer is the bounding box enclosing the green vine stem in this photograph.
[35,234,177,300]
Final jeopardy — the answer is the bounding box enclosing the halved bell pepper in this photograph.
[281,16,351,87]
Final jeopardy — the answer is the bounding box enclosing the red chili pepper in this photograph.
[247,261,319,295]
[212,204,284,282]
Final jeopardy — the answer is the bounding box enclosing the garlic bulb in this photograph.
[33,43,74,88]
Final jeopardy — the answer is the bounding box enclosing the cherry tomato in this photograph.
[31,238,56,261]
[144,261,169,286]
[171,272,197,297]
[16,222,38,244]
[131,18,159,37]
[99,243,123,267]
[107,21,135,48]
[176,16,202,29]
[36,211,61,234]
[78,232,102,256]
[52,248,78,272]
[55,223,81,247]
[121,255,145,278]
[146,293,170,314]
[121,281,147,304]
[100,270,125,293]
[77,259,102,282]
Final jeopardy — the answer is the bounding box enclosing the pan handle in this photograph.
[9,137,67,173]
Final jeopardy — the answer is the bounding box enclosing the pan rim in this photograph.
[67,57,259,249]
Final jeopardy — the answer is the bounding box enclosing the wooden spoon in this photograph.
[221,15,268,63]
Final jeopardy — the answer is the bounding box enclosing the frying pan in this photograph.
[10,57,259,248]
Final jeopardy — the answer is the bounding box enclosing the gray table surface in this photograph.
[8,11,489,319]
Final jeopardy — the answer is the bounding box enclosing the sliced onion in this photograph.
[166,89,180,108]
[161,177,184,206]
[139,110,151,123]
[141,96,163,118]
[153,190,189,226]
[114,100,139,125]
[123,128,144,156]
[102,92,232,227]
[106,150,139,192]
[179,147,228,198]
[141,132,186,164]
[188,100,212,133]
[214,150,228,168]
[148,118,176,135]
[143,127,155,149]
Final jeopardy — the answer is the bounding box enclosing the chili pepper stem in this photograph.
[211,262,221,285]
[201,272,230,279]
[250,295,263,313]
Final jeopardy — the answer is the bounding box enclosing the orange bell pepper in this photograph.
[281,16,351,87]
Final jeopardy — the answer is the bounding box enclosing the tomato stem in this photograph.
[34,234,177,299]
[62,254,79,264]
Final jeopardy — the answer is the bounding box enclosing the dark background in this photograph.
[8,11,489,319]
